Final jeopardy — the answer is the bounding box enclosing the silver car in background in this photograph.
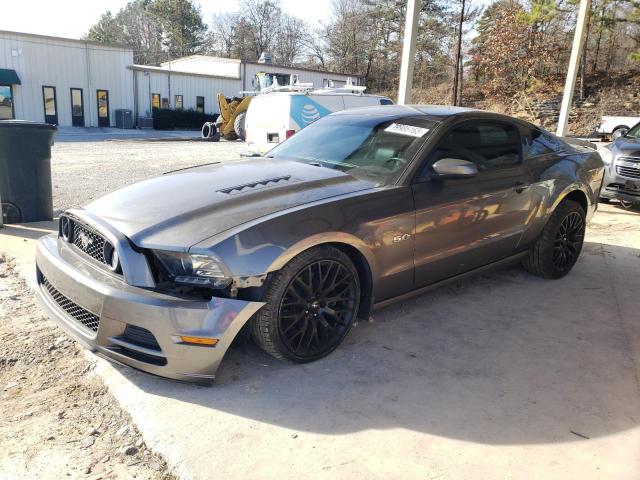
[598,121,640,208]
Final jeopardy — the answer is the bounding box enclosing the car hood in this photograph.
[613,136,640,156]
[85,158,375,250]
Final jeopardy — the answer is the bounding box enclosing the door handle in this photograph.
[513,182,531,193]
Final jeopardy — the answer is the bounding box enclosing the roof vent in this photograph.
[218,175,291,195]
[258,51,272,64]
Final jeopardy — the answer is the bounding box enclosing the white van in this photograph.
[244,88,393,155]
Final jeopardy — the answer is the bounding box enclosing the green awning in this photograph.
[0,69,20,85]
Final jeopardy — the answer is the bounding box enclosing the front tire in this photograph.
[252,246,361,363]
[523,199,586,279]
[619,200,636,210]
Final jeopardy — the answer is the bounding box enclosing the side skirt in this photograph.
[372,251,529,311]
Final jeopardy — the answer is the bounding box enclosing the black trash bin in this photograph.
[0,120,57,223]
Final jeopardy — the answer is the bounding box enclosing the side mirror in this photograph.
[432,158,478,178]
[612,128,628,139]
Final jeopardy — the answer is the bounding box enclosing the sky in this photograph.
[0,0,334,40]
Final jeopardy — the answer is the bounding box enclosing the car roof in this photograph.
[332,104,515,123]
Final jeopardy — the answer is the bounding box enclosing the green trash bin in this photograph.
[0,120,57,223]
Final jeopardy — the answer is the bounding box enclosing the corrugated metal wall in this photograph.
[160,56,241,78]
[0,31,134,127]
[134,69,242,116]
[243,63,359,90]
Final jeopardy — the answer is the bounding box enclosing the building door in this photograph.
[70,88,84,127]
[97,90,109,127]
[42,86,58,124]
[0,85,14,120]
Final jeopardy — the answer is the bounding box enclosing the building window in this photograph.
[161,97,169,109]
[42,86,58,124]
[152,93,160,110]
[174,95,183,110]
[0,85,14,120]
[70,88,84,127]
[97,90,110,127]
[196,96,204,113]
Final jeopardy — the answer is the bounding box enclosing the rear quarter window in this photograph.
[524,128,564,159]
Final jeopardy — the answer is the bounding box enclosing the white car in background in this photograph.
[244,84,393,155]
[596,115,640,139]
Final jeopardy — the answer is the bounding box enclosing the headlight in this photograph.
[598,146,613,165]
[154,251,232,289]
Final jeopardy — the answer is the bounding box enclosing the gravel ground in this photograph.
[51,140,246,215]
[0,254,176,480]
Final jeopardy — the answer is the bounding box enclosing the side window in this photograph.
[524,128,562,159]
[428,121,521,172]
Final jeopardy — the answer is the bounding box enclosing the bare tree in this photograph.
[240,0,283,59]
[452,0,466,105]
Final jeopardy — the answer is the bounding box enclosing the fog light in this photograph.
[60,216,73,242]
[103,243,121,272]
[179,336,219,346]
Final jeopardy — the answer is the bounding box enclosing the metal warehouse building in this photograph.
[0,30,359,128]
[0,30,134,127]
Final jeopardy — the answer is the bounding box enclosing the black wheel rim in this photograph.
[278,260,357,359]
[553,211,584,271]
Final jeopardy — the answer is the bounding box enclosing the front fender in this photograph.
[264,231,378,277]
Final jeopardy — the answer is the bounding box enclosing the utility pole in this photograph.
[451,0,465,106]
[557,0,590,137]
[398,0,421,105]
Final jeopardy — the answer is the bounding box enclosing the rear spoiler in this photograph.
[562,137,598,150]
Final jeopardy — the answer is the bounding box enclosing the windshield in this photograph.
[625,122,640,139]
[267,115,437,185]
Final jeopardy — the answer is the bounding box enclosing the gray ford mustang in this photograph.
[35,106,605,384]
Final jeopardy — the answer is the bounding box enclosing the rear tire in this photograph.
[234,112,247,140]
[252,246,360,363]
[522,199,586,279]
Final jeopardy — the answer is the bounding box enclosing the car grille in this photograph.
[616,165,640,179]
[41,276,100,333]
[71,222,110,265]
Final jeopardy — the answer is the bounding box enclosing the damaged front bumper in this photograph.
[35,234,264,384]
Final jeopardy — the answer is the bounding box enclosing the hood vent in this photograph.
[218,175,292,195]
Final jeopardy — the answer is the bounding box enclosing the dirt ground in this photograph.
[50,140,245,215]
[0,254,175,480]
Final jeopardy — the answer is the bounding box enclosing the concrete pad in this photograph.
[3,205,640,479]
[0,221,57,288]
[54,127,203,143]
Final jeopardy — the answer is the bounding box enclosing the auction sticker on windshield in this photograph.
[384,123,430,137]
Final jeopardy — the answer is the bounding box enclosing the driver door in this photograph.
[411,119,534,287]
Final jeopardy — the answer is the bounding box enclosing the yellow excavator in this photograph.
[216,93,252,140]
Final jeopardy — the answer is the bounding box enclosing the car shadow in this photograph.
[106,240,640,445]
